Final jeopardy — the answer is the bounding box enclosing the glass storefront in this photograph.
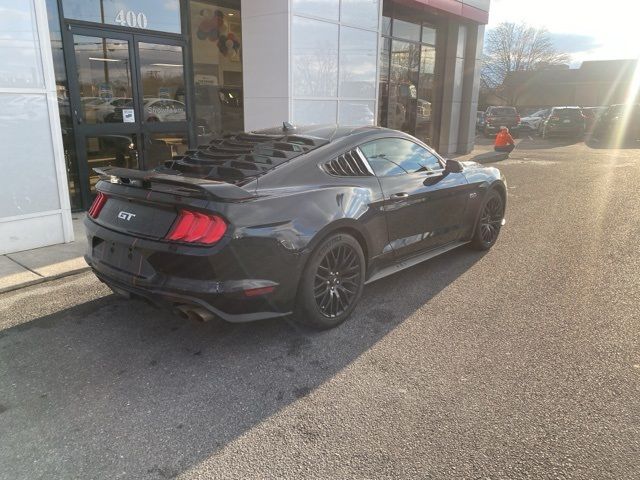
[46,0,242,210]
[378,6,439,148]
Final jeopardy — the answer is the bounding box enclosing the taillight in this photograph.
[88,192,107,219]
[166,210,227,245]
[486,116,494,123]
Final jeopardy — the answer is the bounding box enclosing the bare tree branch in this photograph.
[481,22,570,105]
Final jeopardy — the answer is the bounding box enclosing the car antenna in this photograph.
[283,121,296,132]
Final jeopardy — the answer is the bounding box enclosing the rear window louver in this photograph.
[162,132,329,184]
[322,150,373,177]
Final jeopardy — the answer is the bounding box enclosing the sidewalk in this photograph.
[0,216,89,293]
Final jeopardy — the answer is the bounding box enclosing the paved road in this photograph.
[1,138,639,479]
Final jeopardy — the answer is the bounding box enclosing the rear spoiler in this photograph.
[94,167,255,201]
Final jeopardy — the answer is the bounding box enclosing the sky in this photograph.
[488,0,640,67]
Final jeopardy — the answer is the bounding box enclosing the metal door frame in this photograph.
[62,20,190,208]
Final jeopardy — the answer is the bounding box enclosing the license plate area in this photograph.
[93,239,154,279]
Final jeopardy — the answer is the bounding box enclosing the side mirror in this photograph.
[445,159,464,173]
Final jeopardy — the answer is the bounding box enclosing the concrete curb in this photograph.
[0,267,91,295]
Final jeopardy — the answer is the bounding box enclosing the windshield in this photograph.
[490,107,517,116]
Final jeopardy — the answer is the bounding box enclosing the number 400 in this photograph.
[115,9,148,29]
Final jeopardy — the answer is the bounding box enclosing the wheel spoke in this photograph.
[313,242,363,319]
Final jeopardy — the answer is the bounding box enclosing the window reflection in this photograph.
[339,101,375,125]
[146,133,188,170]
[138,42,186,122]
[292,0,340,21]
[378,13,439,148]
[73,35,133,124]
[292,17,339,98]
[0,1,44,88]
[340,0,379,30]
[416,45,436,145]
[86,135,138,193]
[387,40,420,134]
[189,1,243,136]
[339,26,377,99]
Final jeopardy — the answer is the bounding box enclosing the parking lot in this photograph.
[1,137,639,479]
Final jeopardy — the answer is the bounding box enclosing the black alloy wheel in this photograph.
[314,243,361,318]
[296,233,365,329]
[471,190,504,250]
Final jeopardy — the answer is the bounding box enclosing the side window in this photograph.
[360,138,442,177]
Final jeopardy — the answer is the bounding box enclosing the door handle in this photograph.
[390,192,409,199]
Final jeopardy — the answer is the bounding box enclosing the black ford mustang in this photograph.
[85,125,506,329]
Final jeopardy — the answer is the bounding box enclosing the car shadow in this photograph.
[0,248,485,479]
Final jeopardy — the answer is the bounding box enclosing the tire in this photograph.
[295,233,365,330]
[470,190,504,251]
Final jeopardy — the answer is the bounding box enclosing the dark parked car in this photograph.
[541,107,586,139]
[591,104,640,144]
[483,106,521,137]
[582,106,607,135]
[84,125,507,329]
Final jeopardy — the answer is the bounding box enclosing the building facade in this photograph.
[498,60,639,110]
[0,0,489,255]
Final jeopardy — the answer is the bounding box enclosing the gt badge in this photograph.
[117,211,136,221]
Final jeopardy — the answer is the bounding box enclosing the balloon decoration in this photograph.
[197,9,241,59]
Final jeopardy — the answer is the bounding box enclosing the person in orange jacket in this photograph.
[494,126,515,154]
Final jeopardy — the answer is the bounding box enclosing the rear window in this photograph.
[489,108,517,116]
[554,109,582,118]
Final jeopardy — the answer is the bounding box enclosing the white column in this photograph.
[0,0,73,255]
[241,0,291,131]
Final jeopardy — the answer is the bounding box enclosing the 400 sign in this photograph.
[115,9,148,29]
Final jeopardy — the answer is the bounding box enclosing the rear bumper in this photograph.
[84,217,305,322]
[485,124,520,133]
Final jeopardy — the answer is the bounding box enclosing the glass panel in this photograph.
[377,37,390,127]
[381,1,392,36]
[339,101,375,125]
[0,0,44,88]
[0,94,60,217]
[457,25,467,58]
[293,100,337,125]
[422,25,436,45]
[292,17,338,98]
[360,138,441,176]
[145,132,188,170]
[138,42,186,122]
[416,45,436,146]
[339,26,377,99]
[292,0,339,21]
[340,0,379,30]
[387,40,420,134]
[46,0,82,209]
[61,0,181,33]
[189,1,243,136]
[86,135,139,193]
[73,35,133,124]
[393,19,420,42]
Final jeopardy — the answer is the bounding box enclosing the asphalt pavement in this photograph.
[1,137,639,479]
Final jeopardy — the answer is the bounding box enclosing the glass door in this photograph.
[67,27,189,207]
[134,37,189,170]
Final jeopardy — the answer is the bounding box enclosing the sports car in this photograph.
[84,125,507,329]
